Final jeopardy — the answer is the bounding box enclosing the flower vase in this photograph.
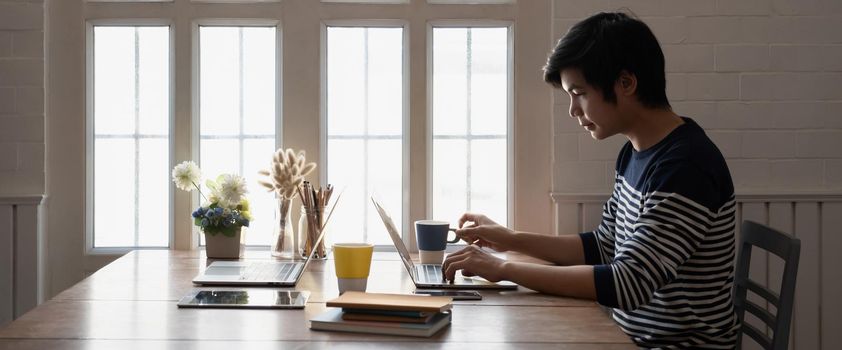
[205,227,244,259]
[271,197,297,258]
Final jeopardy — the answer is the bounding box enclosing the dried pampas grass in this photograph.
[257,148,317,199]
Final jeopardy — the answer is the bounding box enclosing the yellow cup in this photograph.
[333,243,374,293]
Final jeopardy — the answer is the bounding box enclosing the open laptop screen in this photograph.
[371,197,417,279]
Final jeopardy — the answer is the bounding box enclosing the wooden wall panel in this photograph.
[793,203,820,350]
[554,202,579,235]
[581,203,603,235]
[14,205,38,318]
[767,202,793,349]
[821,202,842,349]
[740,203,769,350]
[0,205,13,326]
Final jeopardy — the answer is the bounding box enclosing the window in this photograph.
[90,25,171,248]
[79,1,532,255]
[431,26,510,228]
[198,25,278,246]
[325,26,404,245]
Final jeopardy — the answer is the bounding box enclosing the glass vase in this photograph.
[299,205,327,260]
[271,197,297,259]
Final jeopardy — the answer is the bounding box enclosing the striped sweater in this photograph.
[580,118,739,349]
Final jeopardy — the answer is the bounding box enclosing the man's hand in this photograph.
[442,245,508,282]
[455,213,516,252]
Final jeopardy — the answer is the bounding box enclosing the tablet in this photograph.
[413,290,482,300]
[177,290,310,309]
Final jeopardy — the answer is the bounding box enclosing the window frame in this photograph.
[85,18,176,255]
[320,19,411,250]
[191,18,284,247]
[78,1,538,257]
[426,20,515,240]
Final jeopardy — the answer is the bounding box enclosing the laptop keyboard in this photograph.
[416,264,445,284]
[240,262,300,281]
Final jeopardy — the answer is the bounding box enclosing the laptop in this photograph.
[193,222,328,286]
[371,197,517,290]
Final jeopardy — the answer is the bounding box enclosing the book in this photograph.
[341,310,435,324]
[325,291,453,313]
[310,308,451,337]
[342,308,432,318]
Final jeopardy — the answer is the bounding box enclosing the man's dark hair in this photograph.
[543,12,670,109]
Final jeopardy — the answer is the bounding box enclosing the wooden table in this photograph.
[0,250,634,349]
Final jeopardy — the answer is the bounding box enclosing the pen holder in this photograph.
[299,205,327,259]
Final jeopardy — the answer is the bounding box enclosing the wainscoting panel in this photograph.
[551,192,842,350]
[0,204,12,326]
[0,196,43,327]
[821,202,842,349]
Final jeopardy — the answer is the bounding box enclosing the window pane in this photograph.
[200,27,239,136]
[326,28,365,136]
[93,26,170,248]
[432,27,509,228]
[432,28,467,136]
[367,28,403,136]
[470,138,507,224]
[137,138,169,246]
[327,26,404,245]
[432,139,467,224]
[469,28,507,135]
[242,138,277,245]
[94,138,136,247]
[94,27,135,135]
[241,27,276,135]
[367,139,402,245]
[327,139,366,244]
[199,26,277,247]
[199,139,239,189]
[137,27,169,135]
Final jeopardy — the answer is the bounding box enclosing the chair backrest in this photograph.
[734,220,801,350]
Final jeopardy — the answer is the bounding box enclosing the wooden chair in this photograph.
[734,220,801,350]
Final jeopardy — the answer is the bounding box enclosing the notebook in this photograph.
[371,197,518,290]
[192,221,328,286]
[326,291,453,313]
[310,308,452,337]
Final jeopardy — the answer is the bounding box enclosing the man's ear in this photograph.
[616,70,637,97]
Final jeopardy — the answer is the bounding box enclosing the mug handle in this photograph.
[447,228,461,244]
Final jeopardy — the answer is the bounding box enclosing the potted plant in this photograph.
[172,161,252,259]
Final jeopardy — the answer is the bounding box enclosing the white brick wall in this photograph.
[827,159,842,187]
[715,45,769,72]
[552,0,842,193]
[0,32,10,57]
[742,131,796,158]
[0,0,44,195]
[686,73,740,100]
[663,45,714,72]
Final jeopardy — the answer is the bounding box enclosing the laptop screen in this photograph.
[371,197,418,279]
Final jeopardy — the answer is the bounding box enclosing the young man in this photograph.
[442,12,739,349]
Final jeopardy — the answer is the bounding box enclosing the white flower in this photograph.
[172,161,201,192]
[212,174,248,209]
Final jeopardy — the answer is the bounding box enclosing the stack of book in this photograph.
[309,291,453,337]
